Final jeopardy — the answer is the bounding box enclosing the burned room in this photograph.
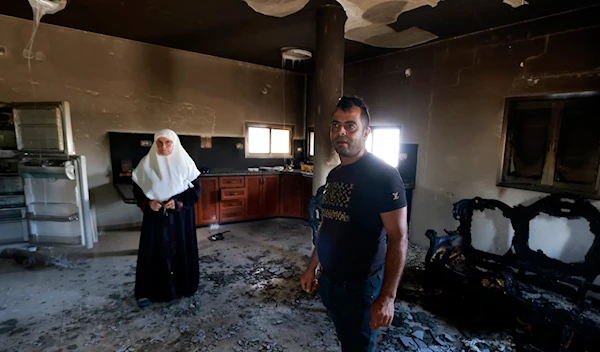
[0,0,599,351]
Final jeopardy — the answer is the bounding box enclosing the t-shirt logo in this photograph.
[322,181,352,222]
[392,192,400,201]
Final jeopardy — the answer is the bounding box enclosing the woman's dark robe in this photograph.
[132,178,201,302]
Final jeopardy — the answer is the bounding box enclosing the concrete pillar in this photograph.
[312,3,347,194]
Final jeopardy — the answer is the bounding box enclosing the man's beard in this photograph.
[333,139,361,158]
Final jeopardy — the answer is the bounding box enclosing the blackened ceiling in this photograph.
[1,0,598,72]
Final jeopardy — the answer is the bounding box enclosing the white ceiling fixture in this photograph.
[281,47,312,61]
[280,47,312,69]
[243,0,311,18]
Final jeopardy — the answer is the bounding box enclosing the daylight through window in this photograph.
[366,128,401,168]
[307,127,401,167]
[246,124,292,158]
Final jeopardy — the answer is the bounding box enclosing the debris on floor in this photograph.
[208,230,230,242]
[1,219,516,352]
[0,248,89,270]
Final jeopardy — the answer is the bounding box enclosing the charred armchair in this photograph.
[424,193,600,351]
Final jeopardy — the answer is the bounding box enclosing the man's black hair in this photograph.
[335,96,370,128]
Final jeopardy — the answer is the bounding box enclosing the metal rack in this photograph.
[0,102,97,249]
[0,112,28,246]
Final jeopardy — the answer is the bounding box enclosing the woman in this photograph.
[131,129,201,307]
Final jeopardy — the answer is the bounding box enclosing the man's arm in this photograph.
[370,206,408,329]
[307,228,321,271]
[380,206,408,300]
[301,227,321,292]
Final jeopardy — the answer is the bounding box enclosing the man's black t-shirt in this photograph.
[317,153,407,281]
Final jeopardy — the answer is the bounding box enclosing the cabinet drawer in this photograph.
[221,187,246,200]
[220,198,244,210]
[219,176,244,188]
[220,208,245,222]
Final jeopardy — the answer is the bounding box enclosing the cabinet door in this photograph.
[262,175,280,218]
[301,177,313,220]
[197,177,219,225]
[279,175,303,217]
[245,176,263,220]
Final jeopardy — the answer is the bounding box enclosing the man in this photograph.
[301,96,408,351]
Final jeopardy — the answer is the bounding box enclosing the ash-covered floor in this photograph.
[0,219,514,352]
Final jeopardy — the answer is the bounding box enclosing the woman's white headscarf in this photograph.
[132,129,200,202]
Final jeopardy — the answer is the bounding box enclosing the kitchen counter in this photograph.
[114,169,413,204]
[200,169,414,189]
[113,169,313,204]
[199,169,314,178]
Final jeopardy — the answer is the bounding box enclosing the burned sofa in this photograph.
[424,193,600,351]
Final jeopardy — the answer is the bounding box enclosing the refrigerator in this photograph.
[0,101,97,249]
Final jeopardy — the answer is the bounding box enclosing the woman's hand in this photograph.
[164,199,176,210]
[149,200,162,212]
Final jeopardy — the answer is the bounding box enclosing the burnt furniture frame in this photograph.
[424,193,600,351]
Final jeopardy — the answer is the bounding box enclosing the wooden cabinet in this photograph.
[219,186,246,223]
[246,176,262,220]
[219,176,244,189]
[279,175,313,219]
[301,176,313,220]
[246,175,280,220]
[263,175,280,217]
[195,177,219,226]
[195,174,311,226]
[279,175,304,218]
[221,187,246,200]
[220,200,246,222]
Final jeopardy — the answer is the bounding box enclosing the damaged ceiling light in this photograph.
[280,47,312,69]
[281,47,312,60]
[23,0,67,59]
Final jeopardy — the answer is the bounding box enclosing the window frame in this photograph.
[498,92,600,198]
[366,125,402,167]
[307,127,315,160]
[305,125,402,165]
[244,122,294,159]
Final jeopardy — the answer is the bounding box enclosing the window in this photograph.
[245,123,293,158]
[306,126,402,167]
[308,130,315,157]
[366,127,402,168]
[499,93,600,197]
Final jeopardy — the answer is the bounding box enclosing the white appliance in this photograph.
[0,102,97,249]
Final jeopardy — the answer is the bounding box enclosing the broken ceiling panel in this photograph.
[345,24,438,48]
[503,0,529,8]
[245,0,441,49]
[339,0,440,48]
[357,26,439,49]
[242,0,310,18]
[350,0,440,24]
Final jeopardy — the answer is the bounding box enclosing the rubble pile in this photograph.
[377,302,515,352]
